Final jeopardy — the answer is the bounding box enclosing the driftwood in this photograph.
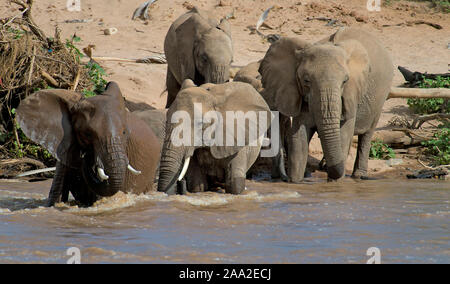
[91,55,167,64]
[398,66,450,87]
[251,7,281,44]
[411,113,450,129]
[0,158,45,169]
[132,0,157,21]
[367,129,433,148]
[383,20,443,30]
[388,87,450,99]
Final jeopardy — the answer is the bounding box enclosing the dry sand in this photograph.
[1,0,449,176]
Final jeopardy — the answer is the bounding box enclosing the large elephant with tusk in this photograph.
[16,82,162,207]
[158,80,271,195]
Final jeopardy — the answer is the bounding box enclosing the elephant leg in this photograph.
[271,114,289,182]
[165,67,181,108]
[225,151,247,195]
[47,162,66,207]
[340,118,356,176]
[271,148,288,181]
[288,115,314,183]
[186,157,208,193]
[352,130,374,179]
[48,163,96,207]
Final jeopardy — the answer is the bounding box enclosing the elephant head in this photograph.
[17,82,143,202]
[259,29,370,180]
[175,8,233,86]
[158,80,271,194]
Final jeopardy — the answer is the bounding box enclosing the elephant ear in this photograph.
[259,37,310,116]
[16,89,83,168]
[337,39,370,120]
[207,83,271,159]
[175,11,211,81]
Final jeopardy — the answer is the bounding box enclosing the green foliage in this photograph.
[429,0,450,12]
[82,61,107,97]
[422,122,450,165]
[65,35,83,63]
[418,76,450,89]
[407,76,450,114]
[370,139,396,160]
[2,123,54,164]
[7,27,25,39]
[387,0,450,12]
[64,36,107,97]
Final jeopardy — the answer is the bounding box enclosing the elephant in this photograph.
[157,79,271,195]
[259,27,394,182]
[233,61,263,92]
[16,82,162,207]
[164,7,233,108]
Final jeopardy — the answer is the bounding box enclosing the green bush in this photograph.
[422,122,450,165]
[82,61,107,97]
[407,76,450,114]
[1,116,54,165]
[370,139,396,160]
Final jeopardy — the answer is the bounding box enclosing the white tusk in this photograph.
[177,157,191,181]
[97,167,109,181]
[127,164,142,175]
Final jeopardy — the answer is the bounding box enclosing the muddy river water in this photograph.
[0,177,448,263]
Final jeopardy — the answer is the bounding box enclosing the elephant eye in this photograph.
[201,54,208,63]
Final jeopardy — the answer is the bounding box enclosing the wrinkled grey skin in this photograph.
[158,80,271,195]
[233,61,263,92]
[133,109,167,144]
[259,27,394,182]
[164,7,233,108]
[233,61,290,181]
[17,83,161,207]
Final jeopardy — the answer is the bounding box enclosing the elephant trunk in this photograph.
[99,149,127,196]
[208,65,228,84]
[158,138,187,195]
[315,87,345,180]
[83,138,128,197]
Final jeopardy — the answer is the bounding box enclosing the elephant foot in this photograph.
[47,199,57,207]
[226,177,245,195]
[289,176,304,184]
[352,170,368,180]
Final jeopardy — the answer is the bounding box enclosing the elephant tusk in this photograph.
[177,157,191,181]
[97,167,109,181]
[127,164,142,175]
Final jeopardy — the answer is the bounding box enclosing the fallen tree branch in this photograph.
[40,70,59,87]
[398,66,450,87]
[0,158,45,169]
[132,0,157,21]
[388,87,450,99]
[71,67,81,91]
[411,113,450,129]
[15,167,56,178]
[91,55,167,64]
[383,20,443,30]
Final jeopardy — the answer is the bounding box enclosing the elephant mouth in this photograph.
[81,150,107,186]
[195,69,205,85]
